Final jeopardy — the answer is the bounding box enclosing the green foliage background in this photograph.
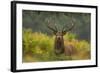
[22,10,91,62]
[23,10,91,41]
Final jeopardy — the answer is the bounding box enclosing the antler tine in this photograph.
[47,20,57,33]
[54,23,58,31]
[62,23,69,32]
[67,19,75,31]
[62,18,75,33]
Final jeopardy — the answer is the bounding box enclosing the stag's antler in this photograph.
[47,20,58,34]
[62,18,75,35]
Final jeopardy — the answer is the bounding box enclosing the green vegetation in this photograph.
[23,29,90,62]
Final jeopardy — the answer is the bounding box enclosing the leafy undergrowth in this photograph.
[22,29,90,63]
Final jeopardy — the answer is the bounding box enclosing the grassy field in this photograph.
[22,29,90,63]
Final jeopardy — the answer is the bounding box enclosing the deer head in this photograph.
[47,19,75,55]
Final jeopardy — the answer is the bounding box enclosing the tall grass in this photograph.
[23,29,90,62]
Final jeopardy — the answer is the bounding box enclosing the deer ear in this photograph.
[62,31,66,35]
[53,31,57,35]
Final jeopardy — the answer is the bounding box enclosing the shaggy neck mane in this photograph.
[54,36,64,54]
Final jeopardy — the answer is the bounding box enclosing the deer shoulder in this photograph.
[64,41,76,56]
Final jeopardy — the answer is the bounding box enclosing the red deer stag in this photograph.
[47,19,75,56]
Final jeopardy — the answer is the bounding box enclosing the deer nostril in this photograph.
[57,36,61,39]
